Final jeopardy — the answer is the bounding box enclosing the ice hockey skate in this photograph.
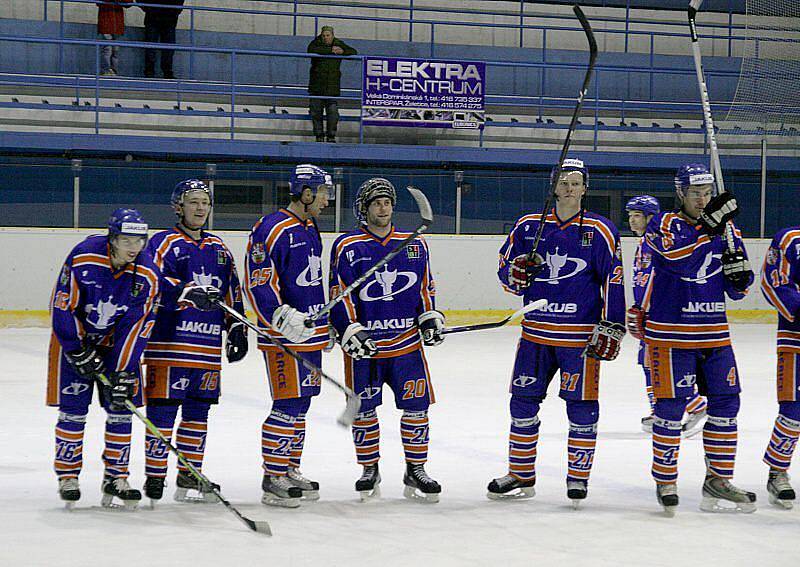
[143,476,165,508]
[174,470,220,503]
[486,474,535,501]
[403,463,441,503]
[699,474,756,513]
[261,474,302,508]
[567,480,587,509]
[767,469,795,510]
[640,415,654,433]
[58,477,80,510]
[101,476,141,510]
[656,483,679,517]
[287,467,320,501]
[681,409,707,438]
[355,464,381,502]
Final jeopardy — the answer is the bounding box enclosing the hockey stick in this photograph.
[215,300,361,428]
[688,0,736,253]
[442,299,547,335]
[304,185,434,327]
[527,4,598,261]
[95,373,272,535]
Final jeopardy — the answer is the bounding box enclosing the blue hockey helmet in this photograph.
[171,179,213,207]
[625,195,661,217]
[290,164,334,201]
[551,157,589,189]
[353,177,396,224]
[674,163,715,198]
[108,208,148,239]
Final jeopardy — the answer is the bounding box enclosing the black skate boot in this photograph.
[261,474,302,508]
[101,476,141,510]
[58,477,81,510]
[403,463,441,503]
[656,483,679,516]
[700,473,756,513]
[287,467,320,501]
[143,476,165,507]
[355,464,381,501]
[174,470,219,503]
[767,469,795,510]
[567,479,588,509]
[486,474,535,501]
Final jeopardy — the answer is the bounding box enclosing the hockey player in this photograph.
[329,178,444,503]
[626,195,707,435]
[141,179,247,505]
[245,164,333,507]
[488,158,626,506]
[759,226,800,509]
[47,208,159,509]
[630,163,755,514]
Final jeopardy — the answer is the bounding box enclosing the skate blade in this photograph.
[300,490,320,502]
[486,487,535,501]
[359,485,381,502]
[261,493,301,508]
[570,499,583,510]
[100,494,139,511]
[403,485,439,503]
[63,501,77,511]
[700,496,756,514]
[768,493,794,510]
[148,499,159,510]
[660,504,677,517]
[641,424,653,434]
[174,487,220,504]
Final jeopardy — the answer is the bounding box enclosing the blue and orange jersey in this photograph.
[244,208,328,350]
[143,226,245,370]
[50,234,159,374]
[329,226,435,358]
[632,235,655,366]
[761,226,800,353]
[498,208,625,347]
[642,211,751,349]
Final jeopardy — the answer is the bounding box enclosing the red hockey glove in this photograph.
[626,305,646,340]
[585,320,625,361]
[509,253,545,290]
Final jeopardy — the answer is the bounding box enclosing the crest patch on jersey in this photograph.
[132,281,144,297]
[59,264,70,286]
[406,244,421,260]
[581,230,594,248]
[217,250,227,265]
[766,247,779,266]
[641,253,652,269]
[615,241,623,261]
[251,242,265,264]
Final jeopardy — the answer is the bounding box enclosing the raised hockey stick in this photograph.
[688,0,736,254]
[527,4,598,261]
[215,300,361,428]
[442,299,547,335]
[303,185,433,327]
[94,373,272,536]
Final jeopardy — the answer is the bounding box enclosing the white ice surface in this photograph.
[1,325,799,566]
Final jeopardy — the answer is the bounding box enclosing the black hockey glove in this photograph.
[225,321,249,363]
[65,345,106,379]
[101,371,138,411]
[418,310,445,347]
[698,192,739,236]
[178,283,221,311]
[722,249,753,292]
[341,323,378,360]
[584,320,625,361]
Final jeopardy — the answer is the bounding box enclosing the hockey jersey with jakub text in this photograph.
[761,226,800,352]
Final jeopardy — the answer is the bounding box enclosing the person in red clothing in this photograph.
[97,1,132,76]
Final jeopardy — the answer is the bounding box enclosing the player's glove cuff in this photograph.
[272,304,314,344]
[341,323,378,360]
[225,321,249,363]
[626,305,646,340]
[418,310,446,347]
[66,345,106,379]
[178,283,221,311]
[585,320,625,361]
[722,249,753,292]
[698,192,739,236]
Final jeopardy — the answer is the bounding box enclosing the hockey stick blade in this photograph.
[94,373,272,535]
[304,185,433,327]
[442,299,547,335]
[215,301,360,427]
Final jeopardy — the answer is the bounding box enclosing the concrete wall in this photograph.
[0,228,773,316]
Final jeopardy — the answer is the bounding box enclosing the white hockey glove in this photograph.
[341,323,378,360]
[272,304,314,343]
[418,310,445,347]
[178,283,221,311]
[584,320,625,361]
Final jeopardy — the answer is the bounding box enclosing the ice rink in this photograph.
[1,323,798,566]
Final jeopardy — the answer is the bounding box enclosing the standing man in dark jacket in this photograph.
[137,0,184,79]
[307,26,357,143]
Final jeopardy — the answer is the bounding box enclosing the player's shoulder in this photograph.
[648,210,684,233]
[71,234,108,259]
[582,211,619,234]
[513,212,544,230]
[333,229,372,254]
[772,226,800,248]
[202,231,231,251]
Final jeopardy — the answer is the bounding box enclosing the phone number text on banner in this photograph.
[361,57,485,130]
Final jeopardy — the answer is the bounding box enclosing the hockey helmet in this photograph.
[551,158,589,189]
[108,208,148,239]
[674,163,715,198]
[290,164,334,201]
[171,179,213,207]
[625,195,661,217]
[353,177,396,224]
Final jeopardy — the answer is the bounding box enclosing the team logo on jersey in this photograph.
[217,250,227,265]
[582,231,594,248]
[641,253,652,269]
[171,377,190,391]
[513,374,538,387]
[132,281,144,297]
[680,251,722,284]
[59,264,70,286]
[766,247,779,266]
[359,266,418,302]
[251,242,265,264]
[406,244,421,260]
[295,255,323,287]
[676,373,697,388]
[359,386,382,400]
[85,296,128,329]
[615,241,622,261]
[193,267,223,289]
[61,381,90,396]
[534,247,588,285]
